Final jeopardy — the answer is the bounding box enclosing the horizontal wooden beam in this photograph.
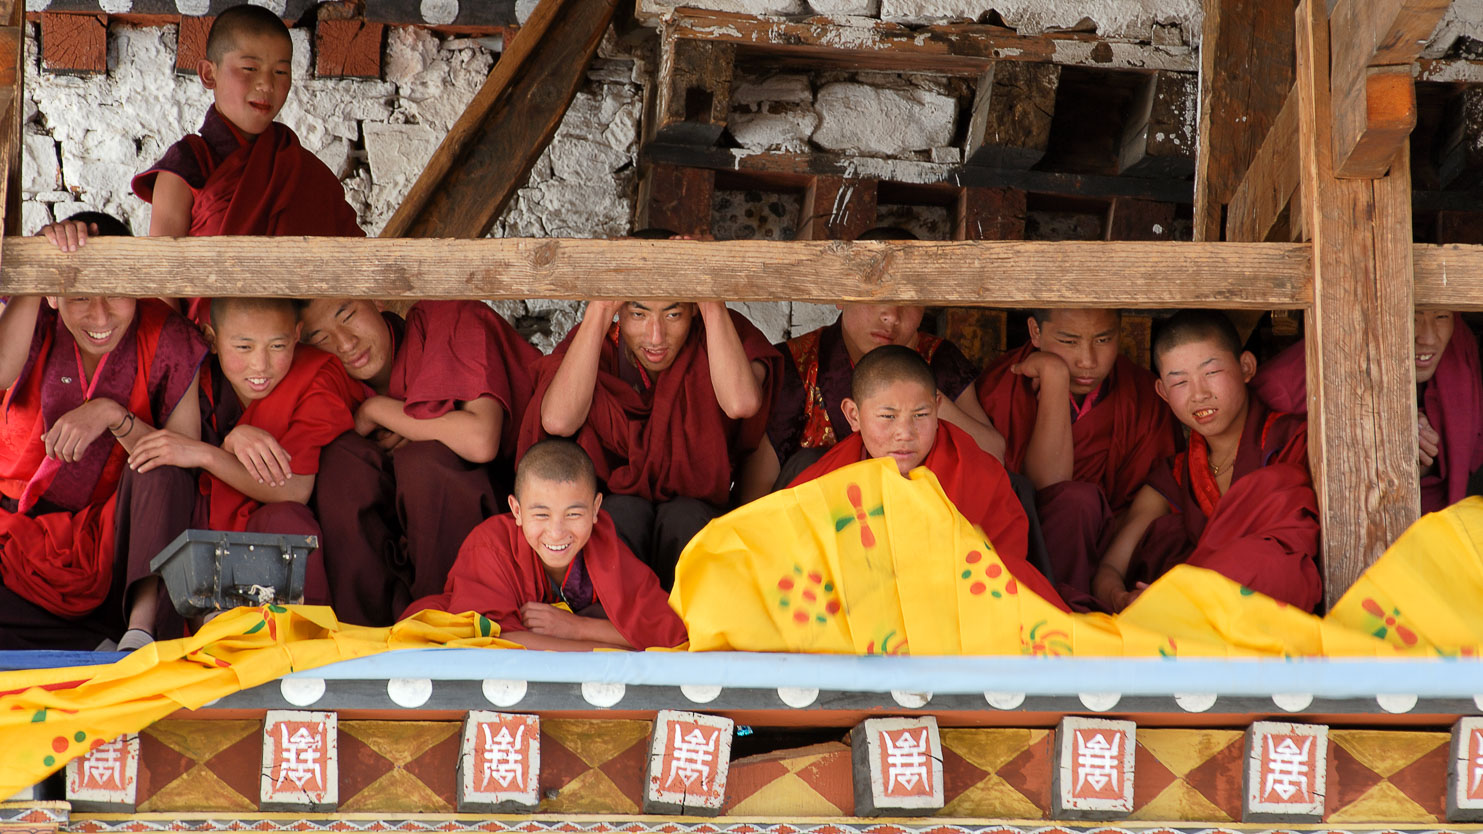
[1414,243,1483,309]
[658,9,1197,74]
[1226,83,1300,242]
[0,237,1311,308]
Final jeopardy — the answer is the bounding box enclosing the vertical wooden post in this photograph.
[799,176,876,241]
[944,187,1023,367]
[0,0,23,238]
[635,164,715,238]
[1294,0,1419,607]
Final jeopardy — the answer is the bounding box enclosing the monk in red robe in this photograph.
[790,345,1066,611]
[128,299,359,634]
[522,298,782,591]
[977,309,1177,598]
[405,439,686,650]
[298,298,541,625]
[0,289,206,651]
[131,6,363,324]
[1094,310,1321,614]
[1252,310,1483,515]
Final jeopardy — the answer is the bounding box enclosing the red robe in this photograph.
[1252,325,1483,513]
[203,348,358,532]
[976,343,1177,511]
[403,512,688,649]
[519,310,783,507]
[0,301,207,617]
[1133,397,1322,611]
[790,421,1067,611]
[389,301,541,460]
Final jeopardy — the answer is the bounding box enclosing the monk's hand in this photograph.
[519,601,586,639]
[354,396,394,437]
[585,300,625,324]
[372,428,408,452]
[44,398,124,463]
[696,301,728,323]
[1009,350,1071,396]
[1091,563,1134,613]
[128,429,208,473]
[223,425,293,487]
[1419,414,1441,470]
[39,220,98,253]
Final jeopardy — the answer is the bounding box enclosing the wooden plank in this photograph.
[1294,0,1419,608]
[1192,0,1297,241]
[635,164,714,238]
[1415,243,1483,308]
[963,62,1059,169]
[800,176,877,241]
[0,0,22,239]
[1118,71,1197,178]
[0,237,1313,308]
[1226,83,1300,243]
[1328,0,1447,178]
[379,0,617,239]
[956,187,1025,242]
[1104,197,1176,241]
[652,34,734,146]
[39,12,106,75]
[641,144,1195,204]
[660,10,1198,75]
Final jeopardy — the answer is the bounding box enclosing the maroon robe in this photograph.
[520,310,783,507]
[1252,325,1483,513]
[1131,397,1322,611]
[403,511,687,650]
[790,420,1068,612]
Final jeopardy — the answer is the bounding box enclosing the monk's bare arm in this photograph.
[147,172,193,237]
[736,435,781,503]
[542,301,622,436]
[200,446,315,504]
[699,302,765,419]
[1017,353,1075,488]
[0,296,42,389]
[942,389,1008,461]
[1092,484,1170,611]
[501,631,630,652]
[360,395,503,463]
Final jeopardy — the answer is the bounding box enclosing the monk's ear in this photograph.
[45,296,59,310]
[591,492,602,515]
[1026,316,1042,348]
[198,59,219,89]
[841,397,863,433]
[1238,350,1258,383]
[1154,378,1169,404]
[203,324,220,353]
[507,494,523,526]
[292,322,303,342]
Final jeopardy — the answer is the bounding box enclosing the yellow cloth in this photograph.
[0,604,516,800]
[672,458,1483,658]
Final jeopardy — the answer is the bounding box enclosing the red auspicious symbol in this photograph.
[1361,598,1418,646]
[658,721,723,800]
[1467,729,1483,802]
[1258,733,1315,804]
[473,717,535,793]
[777,565,841,626]
[961,549,1016,598]
[1069,729,1125,801]
[844,483,878,548]
[878,727,934,798]
[76,737,128,792]
[269,721,328,795]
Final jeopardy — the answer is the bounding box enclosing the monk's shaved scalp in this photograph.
[851,344,937,402]
[211,297,298,329]
[1030,308,1122,327]
[206,4,291,63]
[1152,310,1244,374]
[516,439,599,499]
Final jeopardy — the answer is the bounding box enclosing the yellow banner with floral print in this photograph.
[672,457,1481,659]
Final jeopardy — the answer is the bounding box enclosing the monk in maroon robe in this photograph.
[299,299,541,626]
[127,300,359,629]
[405,439,686,650]
[131,7,363,325]
[790,345,1066,611]
[1094,311,1321,614]
[0,295,206,650]
[1252,310,1483,515]
[521,300,782,590]
[977,309,1177,597]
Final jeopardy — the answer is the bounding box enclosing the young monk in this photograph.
[790,345,1067,610]
[1252,310,1483,514]
[522,294,782,591]
[0,273,207,650]
[297,298,540,625]
[131,5,363,323]
[403,439,687,651]
[976,309,1177,596]
[1093,310,1321,614]
[127,298,359,633]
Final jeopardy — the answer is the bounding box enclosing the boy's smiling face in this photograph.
[50,296,136,361]
[210,306,300,403]
[299,298,392,383]
[1155,338,1256,440]
[199,30,293,136]
[509,476,603,573]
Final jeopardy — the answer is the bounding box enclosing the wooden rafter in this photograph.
[379,0,617,239]
[1226,84,1300,243]
[0,0,22,239]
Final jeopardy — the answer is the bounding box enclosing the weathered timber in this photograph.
[635,164,715,238]
[956,187,1025,242]
[1328,0,1447,178]
[964,62,1059,169]
[1416,244,1483,306]
[661,9,1197,74]
[1227,83,1300,243]
[0,237,1312,308]
[25,1,517,26]
[1193,0,1296,241]
[39,12,105,74]
[1295,0,1419,607]
[641,144,1195,204]
[1104,198,1176,241]
[0,0,22,238]
[1118,71,1197,178]
[800,176,877,241]
[1436,87,1483,190]
[316,18,385,79]
[174,15,210,75]
[378,0,616,239]
[653,34,734,146]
